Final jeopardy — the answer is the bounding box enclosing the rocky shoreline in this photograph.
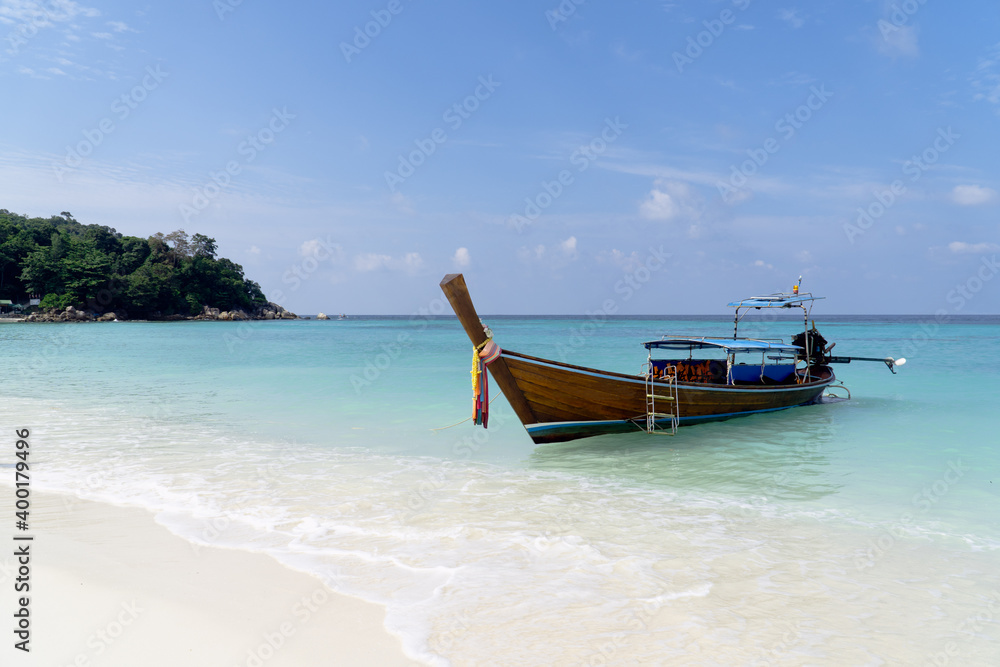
[18,302,302,323]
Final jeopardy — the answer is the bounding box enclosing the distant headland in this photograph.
[0,209,297,322]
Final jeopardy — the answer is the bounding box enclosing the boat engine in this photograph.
[791,326,831,365]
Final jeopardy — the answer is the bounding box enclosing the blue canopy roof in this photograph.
[643,337,802,354]
[727,293,824,309]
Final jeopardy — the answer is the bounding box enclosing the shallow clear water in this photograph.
[2,315,999,665]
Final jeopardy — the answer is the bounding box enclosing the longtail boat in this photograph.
[440,274,903,444]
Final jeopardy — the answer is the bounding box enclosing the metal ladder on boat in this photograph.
[644,364,678,435]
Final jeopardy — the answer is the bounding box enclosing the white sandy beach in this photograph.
[7,491,416,667]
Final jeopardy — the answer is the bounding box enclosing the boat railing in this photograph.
[654,335,788,344]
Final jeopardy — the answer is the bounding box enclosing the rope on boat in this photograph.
[431,394,499,432]
[471,337,502,428]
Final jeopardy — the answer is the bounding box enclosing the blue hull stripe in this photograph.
[526,404,807,436]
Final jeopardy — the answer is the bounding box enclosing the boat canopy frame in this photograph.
[726,279,825,367]
[643,336,804,386]
[642,279,827,385]
[643,336,802,355]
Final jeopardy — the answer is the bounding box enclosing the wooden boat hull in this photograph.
[439,273,835,444]
[500,350,834,443]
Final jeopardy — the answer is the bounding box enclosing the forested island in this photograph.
[0,209,295,321]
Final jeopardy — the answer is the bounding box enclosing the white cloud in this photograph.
[559,236,578,259]
[0,1,99,25]
[390,191,414,214]
[597,249,643,272]
[300,239,322,256]
[517,244,546,263]
[401,252,423,272]
[951,184,996,206]
[612,43,641,62]
[354,253,391,272]
[353,251,423,274]
[517,239,576,266]
[640,188,679,220]
[249,246,261,255]
[754,259,774,270]
[876,23,919,58]
[453,247,471,267]
[777,9,804,29]
[639,180,701,221]
[299,238,342,262]
[3,2,125,79]
[777,71,816,86]
[948,241,1000,254]
[971,43,1000,109]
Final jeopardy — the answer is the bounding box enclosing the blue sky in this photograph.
[1,0,998,315]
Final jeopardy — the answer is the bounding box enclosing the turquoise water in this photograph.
[2,316,999,665]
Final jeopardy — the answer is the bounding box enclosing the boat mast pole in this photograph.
[439,274,538,427]
[796,303,809,376]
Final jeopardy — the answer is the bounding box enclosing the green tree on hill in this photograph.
[0,209,267,317]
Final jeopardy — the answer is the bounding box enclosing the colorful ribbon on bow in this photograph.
[471,338,502,428]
